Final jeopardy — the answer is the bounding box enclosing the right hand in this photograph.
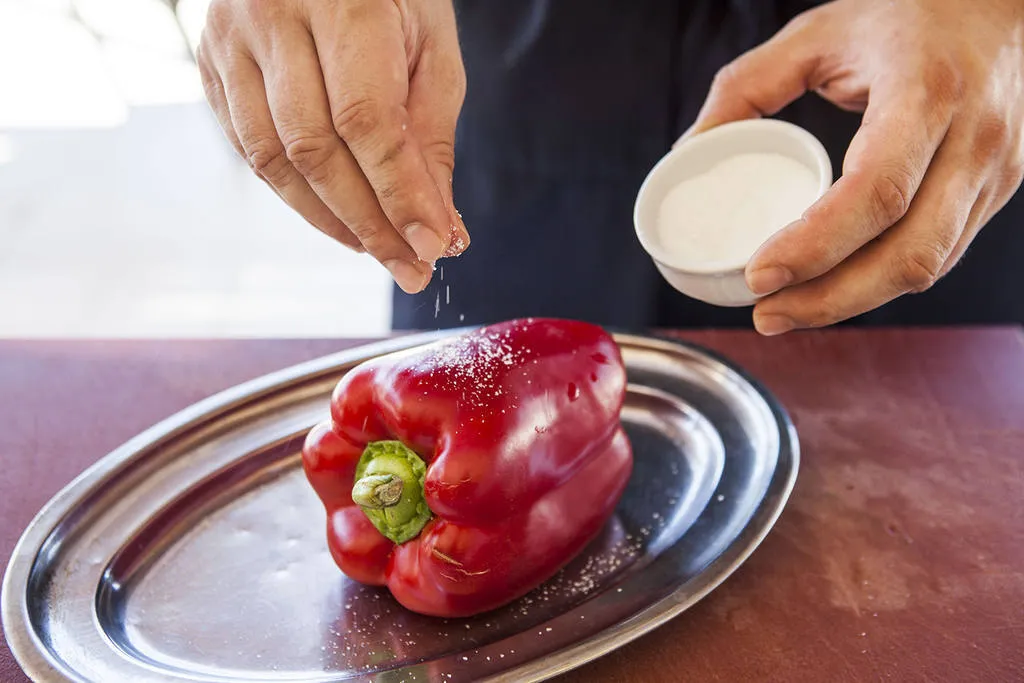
[197,0,469,293]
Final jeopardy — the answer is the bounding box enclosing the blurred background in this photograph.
[0,0,391,337]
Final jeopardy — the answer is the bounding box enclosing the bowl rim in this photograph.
[633,118,833,276]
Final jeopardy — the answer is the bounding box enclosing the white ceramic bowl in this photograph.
[633,119,833,307]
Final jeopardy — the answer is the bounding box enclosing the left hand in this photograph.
[684,0,1024,335]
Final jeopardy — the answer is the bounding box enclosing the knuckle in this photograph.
[1001,164,1024,195]
[434,55,468,107]
[922,59,966,106]
[1013,128,1024,172]
[376,136,407,168]
[195,41,208,68]
[196,59,222,99]
[197,67,217,98]
[283,134,336,183]
[345,221,396,256]
[710,62,741,93]
[780,9,819,38]
[973,115,1012,161]
[423,138,456,174]
[245,138,291,184]
[339,0,378,25]
[890,244,945,293]
[453,66,468,105]
[804,295,845,329]
[346,220,379,243]
[332,96,386,144]
[867,167,915,227]
[239,0,278,20]
[376,181,400,200]
[205,0,231,30]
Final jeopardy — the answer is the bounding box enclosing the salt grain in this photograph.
[418,324,535,410]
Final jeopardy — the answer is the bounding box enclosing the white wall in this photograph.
[0,0,392,337]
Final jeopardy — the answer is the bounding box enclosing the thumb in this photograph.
[407,8,470,257]
[679,13,824,143]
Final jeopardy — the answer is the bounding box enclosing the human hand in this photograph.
[198,0,469,293]
[685,0,1024,334]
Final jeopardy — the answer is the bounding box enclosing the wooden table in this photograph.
[2,329,1023,682]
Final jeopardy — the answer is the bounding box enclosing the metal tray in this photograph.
[3,331,798,682]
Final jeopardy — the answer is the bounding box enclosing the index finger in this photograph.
[684,12,822,138]
[310,0,453,265]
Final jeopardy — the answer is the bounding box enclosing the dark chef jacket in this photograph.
[393,0,1024,330]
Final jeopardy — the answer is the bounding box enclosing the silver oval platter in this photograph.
[3,331,798,683]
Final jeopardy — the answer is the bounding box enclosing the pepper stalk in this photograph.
[351,441,433,544]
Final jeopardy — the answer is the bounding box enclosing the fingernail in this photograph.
[403,223,446,263]
[443,217,470,257]
[747,266,793,296]
[384,259,428,293]
[754,313,796,337]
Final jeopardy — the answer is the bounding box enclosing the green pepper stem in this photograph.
[352,440,433,545]
[351,474,404,508]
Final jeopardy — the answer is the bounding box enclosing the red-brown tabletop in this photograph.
[2,329,1023,683]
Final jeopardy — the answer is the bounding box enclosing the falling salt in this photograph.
[716,494,725,502]
[434,292,441,319]
[446,285,450,304]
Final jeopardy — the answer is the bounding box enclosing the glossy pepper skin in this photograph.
[302,318,633,618]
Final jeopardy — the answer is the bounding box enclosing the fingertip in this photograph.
[443,222,470,258]
[746,265,794,296]
[384,259,431,294]
[425,168,470,258]
[443,200,470,256]
[753,310,796,336]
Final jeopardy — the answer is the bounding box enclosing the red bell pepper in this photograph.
[302,318,632,617]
